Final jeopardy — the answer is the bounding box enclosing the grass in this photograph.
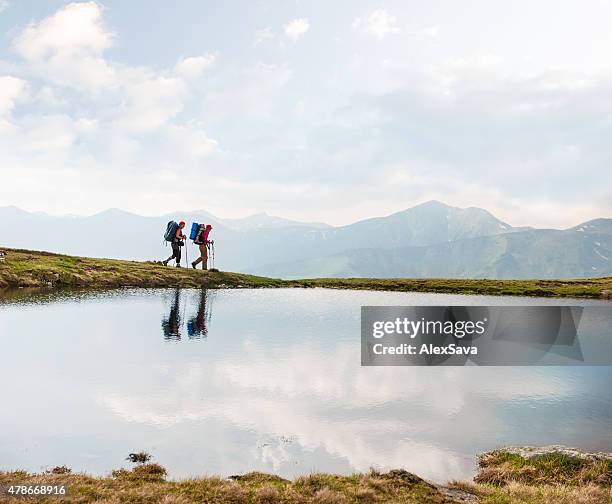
[0,467,454,503]
[448,448,612,504]
[450,480,611,504]
[2,449,611,503]
[474,449,612,487]
[0,247,284,290]
[1,247,612,298]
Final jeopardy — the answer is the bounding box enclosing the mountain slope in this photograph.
[255,222,612,279]
[1,203,609,279]
[0,201,518,269]
[216,200,523,270]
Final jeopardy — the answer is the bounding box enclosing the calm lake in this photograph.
[1,288,611,483]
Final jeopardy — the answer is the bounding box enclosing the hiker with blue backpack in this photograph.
[162,220,187,267]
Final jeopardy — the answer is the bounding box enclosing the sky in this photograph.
[0,0,611,228]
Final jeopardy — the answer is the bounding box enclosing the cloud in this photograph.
[352,9,400,39]
[410,25,440,37]
[7,2,217,138]
[0,1,610,227]
[0,1,8,13]
[284,18,309,41]
[13,1,115,90]
[0,1,218,209]
[255,27,275,45]
[113,70,187,132]
[175,54,215,81]
[96,315,573,481]
[0,76,28,116]
[164,124,218,161]
[202,62,292,122]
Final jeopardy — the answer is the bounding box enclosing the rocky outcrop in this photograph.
[497,445,612,462]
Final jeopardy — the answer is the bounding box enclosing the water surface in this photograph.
[0,288,610,482]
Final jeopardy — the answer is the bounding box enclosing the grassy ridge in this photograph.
[0,247,284,290]
[1,247,612,298]
[1,448,610,503]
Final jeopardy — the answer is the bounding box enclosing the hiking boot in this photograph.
[191,262,196,269]
[176,263,181,268]
[162,260,168,266]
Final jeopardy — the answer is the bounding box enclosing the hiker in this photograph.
[187,289,211,338]
[161,289,182,340]
[191,224,213,270]
[163,221,186,267]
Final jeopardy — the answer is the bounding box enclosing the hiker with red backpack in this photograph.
[162,220,186,267]
[191,224,213,270]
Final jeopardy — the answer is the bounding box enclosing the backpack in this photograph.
[191,223,207,244]
[189,222,200,241]
[164,221,179,242]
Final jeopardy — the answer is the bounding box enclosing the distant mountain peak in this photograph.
[570,218,612,234]
[414,200,449,208]
[92,208,137,217]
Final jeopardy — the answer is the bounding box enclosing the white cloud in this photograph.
[0,1,9,14]
[20,114,80,153]
[13,1,115,89]
[284,18,309,41]
[0,1,610,227]
[0,76,28,116]
[36,85,65,107]
[0,1,219,205]
[9,3,214,137]
[14,2,112,59]
[412,25,440,37]
[112,70,188,132]
[352,9,400,39]
[175,54,215,81]
[255,27,275,45]
[96,324,572,481]
[202,63,292,121]
[164,124,218,161]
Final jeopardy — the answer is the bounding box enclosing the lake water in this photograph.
[1,288,611,483]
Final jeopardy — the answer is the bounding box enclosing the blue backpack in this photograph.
[189,222,200,241]
[164,221,179,242]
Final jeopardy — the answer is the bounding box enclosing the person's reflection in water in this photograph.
[187,289,213,339]
[161,289,182,340]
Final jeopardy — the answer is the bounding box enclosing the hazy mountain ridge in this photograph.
[1,201,609,279]
[255,226,612,279]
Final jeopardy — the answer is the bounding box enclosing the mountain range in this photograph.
[1,201,610,279]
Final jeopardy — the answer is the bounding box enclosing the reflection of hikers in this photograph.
[161,289,182,340]
[191,224,213,270]
[163,220,186,267]
[187,289,212,338]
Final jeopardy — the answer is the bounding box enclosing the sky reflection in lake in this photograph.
[0,288,610,482]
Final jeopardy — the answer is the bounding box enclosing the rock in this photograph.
[601,289,612,300]
[437,486,478,503]
[491,445,612,462]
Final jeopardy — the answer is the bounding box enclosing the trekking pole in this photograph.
[185,239,188,268]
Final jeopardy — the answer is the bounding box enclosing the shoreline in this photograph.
[1,247,612,299]
[1,447,610,503]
